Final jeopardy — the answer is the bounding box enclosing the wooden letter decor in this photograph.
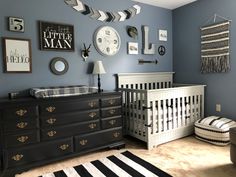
[39,21,74,51]
[64,0,141,22]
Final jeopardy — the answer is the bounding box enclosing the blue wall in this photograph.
[173,0,236,118]
[0,0,172,98]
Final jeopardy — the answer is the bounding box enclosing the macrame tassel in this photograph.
[201,55,230,73]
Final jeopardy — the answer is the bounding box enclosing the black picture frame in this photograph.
[39,21,74,51]
[2,37,32,73]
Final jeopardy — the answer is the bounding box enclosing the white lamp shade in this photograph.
[92,61,106,74]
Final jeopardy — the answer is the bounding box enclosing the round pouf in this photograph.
[194,116,236,146]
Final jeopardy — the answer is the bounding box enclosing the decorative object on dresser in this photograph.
[0,91,124,177]
[92,61,106,93]
[64,0,141,22]
[39,21,74,51]
[117,72,206,150]
[39,151,172,177]
[50,57,69,75]
[2,37,32,73]
[8,17,24,32]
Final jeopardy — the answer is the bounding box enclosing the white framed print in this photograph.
[2,37,32,73]
[159,29,167,41]
[128,42,138,54]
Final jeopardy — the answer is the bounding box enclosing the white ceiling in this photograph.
[132,0,197,10]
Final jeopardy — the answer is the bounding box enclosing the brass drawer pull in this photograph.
[46,106,56,113]
[88,123,97,129]
[17,136,29,143]
[109,120,117,125]
[89,123,97,129]
[88,112,97,118]
[12,154,24,161]
[59,144,69,151]
[88,101,96,108]
[15,109,27,117]
[47,131,57,137]
[16,122,28,129]
[108,99,116,105]
[109,109,116,115]
[113,132,120,138]
[46,118,57,125]
[80,139,88,146]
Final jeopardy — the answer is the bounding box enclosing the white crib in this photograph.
[117,72,205,149]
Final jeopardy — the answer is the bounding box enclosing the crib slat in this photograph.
[173,98,176,129]
[152,101,157,134]
[163,99,167,131]
[157,100,162,132]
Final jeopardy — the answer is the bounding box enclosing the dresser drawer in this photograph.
[40,99,99,115]
[4,137,73,168]
[75,127,122,151]
[101,106,121,118]
[4,131,40,148]
[2,106,38,120]
[40,109,99,127]
[101,116,122,129]
[101,96,121,107]
[41,120,100,141]
[3,119,39,132]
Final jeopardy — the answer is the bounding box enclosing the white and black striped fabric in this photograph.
[195,116,236,146]
[30,85,98,98]
[200,21,230,73]
[39,151,172,177]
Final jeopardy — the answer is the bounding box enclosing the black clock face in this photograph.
[94,26,121,56]
[158,45,166,56]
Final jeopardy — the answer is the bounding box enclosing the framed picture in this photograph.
[39,21,74,51]
[159,29,167,41]
[8,17,25,32]
[128,42,138,54]
[2,37,32,73]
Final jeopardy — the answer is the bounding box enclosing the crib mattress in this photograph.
[30,85,98,98]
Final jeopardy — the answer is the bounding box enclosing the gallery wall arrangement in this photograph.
[0,0,172,98]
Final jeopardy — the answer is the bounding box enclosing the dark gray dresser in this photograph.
[0,92,124,177]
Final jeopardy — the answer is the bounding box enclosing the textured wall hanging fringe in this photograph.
[64,0,141,22]
[200,19,231,73]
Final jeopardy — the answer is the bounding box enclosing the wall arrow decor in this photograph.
[64,0,141,22]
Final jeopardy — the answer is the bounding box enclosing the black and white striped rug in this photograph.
[39,151,172,177]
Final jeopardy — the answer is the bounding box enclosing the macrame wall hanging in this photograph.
[65,0,141,22]
[200,14,231,73]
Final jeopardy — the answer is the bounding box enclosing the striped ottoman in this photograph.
[194,116,236,146]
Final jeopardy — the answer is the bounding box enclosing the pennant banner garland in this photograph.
[65,0,141,22]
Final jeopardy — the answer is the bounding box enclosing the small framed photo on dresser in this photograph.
[2,37,32,73]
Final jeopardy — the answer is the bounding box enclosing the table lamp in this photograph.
[92,61,106,92]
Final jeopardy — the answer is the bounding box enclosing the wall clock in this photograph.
[94,26,121,56]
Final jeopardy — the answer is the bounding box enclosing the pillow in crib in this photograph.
[194,116,236,146]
